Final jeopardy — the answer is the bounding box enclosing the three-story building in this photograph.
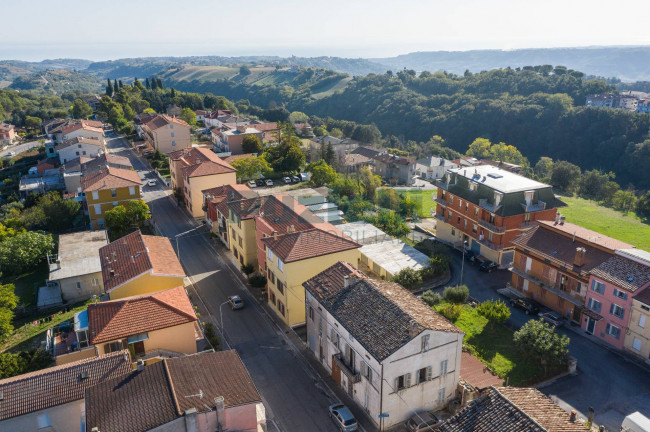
[81,166,142,229]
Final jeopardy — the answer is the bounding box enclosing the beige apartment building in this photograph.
[141,114,191,153]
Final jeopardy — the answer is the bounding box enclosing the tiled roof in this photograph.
[0,123,15,132]
[303,261,362,302]
[143,114,189,131]
[56,136,103,151]
[203,184,257,220]
[538,220,633,250]
[261,228,359,263]
[344,153,371,166]
[80,166,141,192]
[374,153,415,165]
[81,153,133,174]
[169,147,235,178]
[305,263,461,361]
[84,350,261,432]
[590,255,650,293]
[635,286,650,305]
[100,231,185,292]
[248,122,277,132]
[0,351,131,421]
[61,121,104,136]
[88,286,196,344]
[440,386,589,432]
[512,224,615,275]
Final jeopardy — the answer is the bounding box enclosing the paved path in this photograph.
[0,139,44,157]
[105,133,352,432]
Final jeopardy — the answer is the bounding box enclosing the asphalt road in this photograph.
[104,134,344,432]
[437,244,650,431]
[0,138,44,157]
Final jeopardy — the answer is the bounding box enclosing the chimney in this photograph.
[569,410,577,422]
[136,360,145,371]
[240,201,244,210]
[555,212,560,225]
[273,230,278,240]
[560,215,566,225]
[290,224,295,233]
[408,320,420,338]
[574,247,586,267]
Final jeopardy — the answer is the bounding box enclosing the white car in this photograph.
[147,179,157,187]
[265,179,274,187]
[247,180,257,188]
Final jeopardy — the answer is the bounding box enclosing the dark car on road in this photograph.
[509,298,540,315]
[539,311,564,327]
[479,261,498,273]
[255,179,265,187]
[291,175,301,183]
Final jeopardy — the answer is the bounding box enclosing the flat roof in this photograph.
[360,239,430,275]
[449,164,550,193]
[338,221,390,245]
[49,231,108,280]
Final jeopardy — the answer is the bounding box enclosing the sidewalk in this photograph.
[211,237,380,432]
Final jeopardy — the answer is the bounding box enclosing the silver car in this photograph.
[406,412,441,431]
[329,404,358,431]
[227,295,244,310]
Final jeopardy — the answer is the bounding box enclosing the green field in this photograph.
[311,76,352,99]
[400,189,437,218]
[560,196,650,250]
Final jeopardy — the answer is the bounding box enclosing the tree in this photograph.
[550,161,581,193]
[636,192,650,220]
[239,65,251,76]
[477,299,511,330]
[391,267,422,290]
[364,209,410,237]
[35,192,80,232]
[309,161,337,187]
[145,78,150,89]
[329,128,344,139]
[466,138,492,159]
[578,169,614,200]
[351,124,381,143]
[440,304,463,322]
[230,155,271,181]
[143,107,156,114]
[612,190,637,213]
[513,319,570,373]
[488,142,529,166]
[324,143,335,165]
[179,107,196,125]
[113,79,119,94]
[241,134,263,154]
[104,200,151,240]
[0,350,53,379]
[71,99,93,119]
[0,283,18,339]
[422,255,449,278]
[0,231,54,275]
[106,78,113,96]
[313,126,327,137]
[359,166,381,200]
[421,290,442,306]
[24,116,42,131]
[443,285,469,304]
[289,111,309,124]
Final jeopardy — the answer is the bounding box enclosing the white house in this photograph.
[55,137,104,164]
[61,121,105,144]
[303,262,464,429]
[416,156,458,181]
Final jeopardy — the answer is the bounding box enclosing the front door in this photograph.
[586,317,596,335]
[132,341,145,356]
[332,355,341,385]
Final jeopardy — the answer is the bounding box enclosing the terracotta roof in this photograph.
[304,263,461,360]
[203,184,258,220]
[538,220,633,250]
[635,286,650,305]
[344,153,371,166]
[88,286,196,344]
[303,261,363,302]
[80,166,141,192]
[590,255,650,293]
[249,122,278,132]
[512,224,616,276]
[0,351,131,421]
[351,146,381,158]
[0,123,15,132]
[61,121,104,136]
[143,114,189,131]
[262,228,359,263]
[81,153,133,174]
[374,153,415,165]
[169,147,235,178]
[100,231,185,292]
[84,350,261,432]
[459,351,503,389]
[56,136,103,151]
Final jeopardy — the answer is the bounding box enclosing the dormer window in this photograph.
[469,183,477,192]
[494,192,503,207]
[524,190,534,206]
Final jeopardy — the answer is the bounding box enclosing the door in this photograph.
[132,341,145,356]
[586,317,596,335]
[332,355,341,385]
[525,257,532,273]
[471,240,480,255]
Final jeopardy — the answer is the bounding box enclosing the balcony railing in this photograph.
[479,198,501,213]
[333,353,361,383]
[434,198,448,207]
[477,236,504,251]
[521,200,546,212]
[436,180,450,190]
[478,218,506,233]
[510,266,583,306]
[434,213,446,223]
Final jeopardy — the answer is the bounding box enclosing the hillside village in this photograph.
[0,76,649,432]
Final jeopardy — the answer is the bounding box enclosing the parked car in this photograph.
[247,180,257,188]
[227,295,244,310]
[328,404,358,432]
[539,312,564,327]
[147,179,157,187]
[6,151,14,157]
[509,298,540,315]
[464,249,476,261]
[255,179,265,187]
[291,175,301,183]
[265,179,274,187]
[282,176,292,184]
[479,261,498,273]
[406,412,441,431]
[299,172,309,182]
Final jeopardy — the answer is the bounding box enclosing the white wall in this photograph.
[0,400,83,432]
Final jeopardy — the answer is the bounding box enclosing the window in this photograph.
[591,280,605,295]
[639,315,646,329]
[309,306,314,320]
[91,190,99,200]
[330,328,339,348]
[438,388,446,404]
[105,341,123,353]
[171,140,176,146]
[440,359,448,376]
[277,258,284,272]
[587,298,602,313]
[92,278,99,286]
[238,236,242,247]
[76,282,82,290]
[37,413,51,429]
[82,150,87,155]
[458,199,462,209]
[93,204,102,215]
[267,248,273,260]
[277,301,285,316]
[361,361,373,382]
[171,132,175,138]
[474,207,479,217]
[642,305,650,312]
[421,334,430,352]
[465,202,469,212]
[606,323,621,339]
[632,338,642,351]
[270,291,276,305]
[447,211,452,220]
[76,151,80,156]
[457,216,461,224]
[395,373,411,391]
[277,280,284,294]
[129,186,136,195]
[449,195,454,204]
[417,366,432,384]
[472,224,477,234]
[344,344,356,370]
[233,248,238,259]
[613,289,628,301]
[319,317,323,336]
[463,219,467,229]
[267,269,275,284]
[610,303,625,319]
[170,124,174,129]
[110,188,117,197]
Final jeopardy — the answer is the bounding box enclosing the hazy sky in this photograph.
[2,0,650,61]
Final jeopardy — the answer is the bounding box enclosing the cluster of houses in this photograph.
[434,164,650,362]
[586,91,650,113]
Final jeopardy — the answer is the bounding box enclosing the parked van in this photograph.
[622,412,650,432]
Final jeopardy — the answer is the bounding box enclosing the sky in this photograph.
[2,0,650,61]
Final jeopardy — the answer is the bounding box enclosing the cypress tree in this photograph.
[145,78,150,89]
[157,78,163,89]
[113,79,119,93]
[118,80,123,89]
[106,78,113,96]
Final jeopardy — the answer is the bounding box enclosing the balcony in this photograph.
[436,180,450,190]
[521,200,546,213]
[434,213,446,223]
[510,266,583,306]
[477,236,504,251]
[333,353,361,383]
[478,218,505,233]
[434,198,448,207]
[479,198,501,213]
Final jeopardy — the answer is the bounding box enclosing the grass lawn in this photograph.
[560,196,650,250]
[7,262,49,309]
[434,303,547,386]
[400,189,437,218]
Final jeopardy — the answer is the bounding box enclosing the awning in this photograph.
[580,307,603,321]
[127,333,149,344]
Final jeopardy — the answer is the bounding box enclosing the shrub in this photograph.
[203,322,221,350]
[477,299,511,330]
[391,267,422,290]
[440,304,463,322]
[443,285,469,304]
[513,319,570,373]
[421,290,442,307]
[240,263,255,276]
[249,274,267,288]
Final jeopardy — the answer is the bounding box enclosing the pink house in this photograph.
[582,250,650,349]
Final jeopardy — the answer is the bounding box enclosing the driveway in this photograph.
[0,138,44,157]
[436,242,650,431]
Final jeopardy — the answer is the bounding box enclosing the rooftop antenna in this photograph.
[184,389,204,399]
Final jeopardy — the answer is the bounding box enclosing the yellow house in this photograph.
[88,286,199,361]
[99,230,186,300]
[169,147,237,217]
[625,286,650,361]
[261,228,360,327]
[141,114,191,154]
[81,166,142,229]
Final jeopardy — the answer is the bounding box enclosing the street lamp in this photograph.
[460,240,469,286]
[219,300,229,349]
[174,224,207,256]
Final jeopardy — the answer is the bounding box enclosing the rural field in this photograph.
[559,196,650,250]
